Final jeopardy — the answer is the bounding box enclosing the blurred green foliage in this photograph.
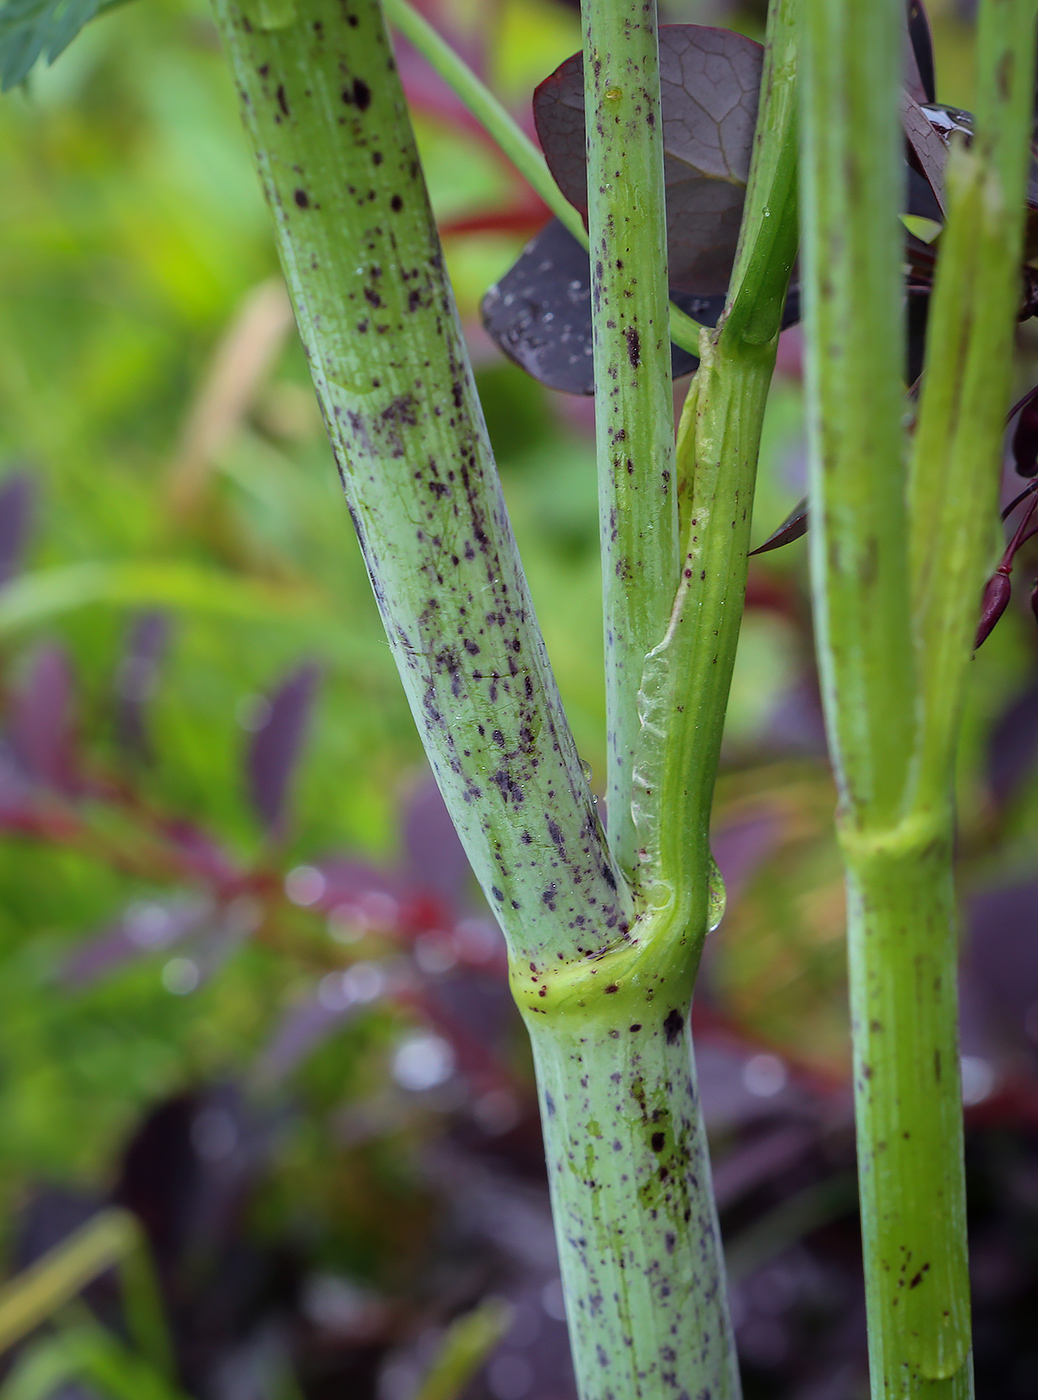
[0,0,1035,1345]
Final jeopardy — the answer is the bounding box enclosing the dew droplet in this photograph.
[707,856,726,933]
[580,758,593,784]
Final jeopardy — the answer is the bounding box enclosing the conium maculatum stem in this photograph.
[210,2,741,1397]
[800,0,1036,1395]
[518,958,735,1400]
[210,0,628,961]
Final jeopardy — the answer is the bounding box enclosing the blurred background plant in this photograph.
[0,0,1036,1397]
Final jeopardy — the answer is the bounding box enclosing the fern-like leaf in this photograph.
[0,0,125,91]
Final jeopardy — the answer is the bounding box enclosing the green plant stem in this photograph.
[798,1,1037,1396]
[908,0,1038,809]
[208,1,798,1395]
[210,0,630,969]
[799,1,970,1392]
[631,0,798,913]
[381,0,586,247]
[379,0,703,354]
[519,5,799,1395]
[521,956,738,1400]
[582,0,678,881]
[799,0,916,828]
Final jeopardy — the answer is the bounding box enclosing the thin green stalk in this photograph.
[381,0,587,246]
[210,0,630,971]
[908,0,1038,810]
[0,1209,170,1376]
[632,0,798,913]
[799,0,916,830]
[379,0,704,354]
[798,1,1034,1396]
[413,1299,512,1400]
[582,0,678,882]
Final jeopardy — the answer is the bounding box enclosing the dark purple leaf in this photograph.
[112,1085,266,1266]
[9,643,77,791]
[480,218,723,395]
[534,26,764,296]
[987,678,1038,807]
[975,571,1012,650]
[1013,392,1038,476]
[113,611,172,760]
[763,676,829,756]
[0,470,35,586]
[694,1040,816,1133]
[749,497,808,556]
[711,1123,820,1210]
[905,1,936,105]
[311,857,403,916]
[246,662,320,835]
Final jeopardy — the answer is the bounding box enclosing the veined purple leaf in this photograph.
[533,25,764,297]
[481,218,724,395]
[246,662,321,835]
[901,94,955,219]
[0,470,35,586]
[9,643,77,791]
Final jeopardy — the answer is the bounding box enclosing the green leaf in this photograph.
[0,0,127,91]
[0,560,323,635]
[0,1323,189,1400]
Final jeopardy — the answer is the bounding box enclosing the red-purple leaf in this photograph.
[59,895,213,986]
[9,644,78,791]
[246,663,320,835]
[0,470,35,587]
[402,776,474,905]
[975,571,1012,651]
[749,497,808,556]
[533,25,765,296]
